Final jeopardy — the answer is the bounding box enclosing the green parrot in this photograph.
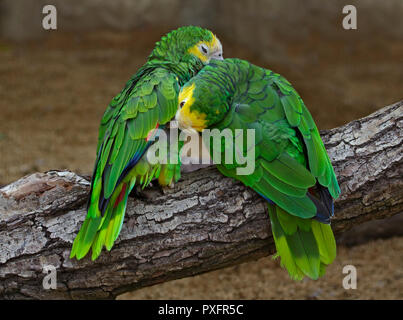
[176,58,341,280]
[70,26,224,261]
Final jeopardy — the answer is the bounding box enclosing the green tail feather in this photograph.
[268,203,336,280]
[70,216,102,260]
[70,181,132,261]
[311,220,337,264]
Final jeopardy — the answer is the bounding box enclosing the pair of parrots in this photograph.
[70,26,340,281]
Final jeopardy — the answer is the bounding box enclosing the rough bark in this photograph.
[0,101,402,299]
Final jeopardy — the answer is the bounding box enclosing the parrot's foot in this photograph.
[129,185,152,201]
[158,182,175,194]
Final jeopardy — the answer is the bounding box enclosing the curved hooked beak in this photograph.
[210,51,224,61]
[175,110,199,136]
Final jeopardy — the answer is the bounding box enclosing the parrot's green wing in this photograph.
[71,67,179,260]
[210,63,340,216]
[204,59,340,279]
[94,67,179,199]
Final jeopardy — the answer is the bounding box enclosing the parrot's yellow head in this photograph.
[176,63,231,132]
[187,33,223,64]
[148,27,223,67]
[176,82,207,132]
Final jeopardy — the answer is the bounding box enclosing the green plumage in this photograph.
[179,58,341,280]
[71,26,221,261]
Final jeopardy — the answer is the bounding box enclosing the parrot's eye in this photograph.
[179,101,186,108]
[200,44,209,55]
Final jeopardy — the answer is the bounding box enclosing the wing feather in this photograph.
[90,68,179,214]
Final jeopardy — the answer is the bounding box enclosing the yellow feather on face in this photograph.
[187,33,220,63]
[178,83,207,132]
[188,44,208,63]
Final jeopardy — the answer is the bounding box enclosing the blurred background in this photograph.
[0,0,402,299]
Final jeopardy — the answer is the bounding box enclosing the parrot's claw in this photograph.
[158,182,175,194]
[129,185,152,201]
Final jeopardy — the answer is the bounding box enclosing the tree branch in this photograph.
[0,100,402,299]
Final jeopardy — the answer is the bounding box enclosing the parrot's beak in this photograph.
[210,52,224,61]
[175,109,191,130]
[175,110,198,135]
[176,109,203,135]
[175,109,187,130]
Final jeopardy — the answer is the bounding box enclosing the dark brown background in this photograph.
[0,0,402,299]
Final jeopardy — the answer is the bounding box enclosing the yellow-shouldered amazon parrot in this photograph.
[176,58,341,280]
[70,26,223,261]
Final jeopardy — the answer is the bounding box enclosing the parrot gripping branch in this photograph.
[0,100,402,299]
